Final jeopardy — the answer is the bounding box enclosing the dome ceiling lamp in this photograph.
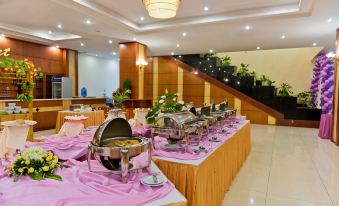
[142,0,182,19]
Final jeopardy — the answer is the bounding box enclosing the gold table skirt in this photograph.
[55,110,105,133]
[154,123,251,206]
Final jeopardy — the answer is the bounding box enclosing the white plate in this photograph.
[141,175,167,187]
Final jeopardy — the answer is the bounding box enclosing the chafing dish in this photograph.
[70,104,83,111]
[88,118,152,183]
[151,111,203,150]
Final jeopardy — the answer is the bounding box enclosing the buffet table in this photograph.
[55,110,105,133]
[153,120,251,206]
[0,159,186,206]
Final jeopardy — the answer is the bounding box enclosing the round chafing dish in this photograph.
[151,111,203,149]
[88,118,152,183]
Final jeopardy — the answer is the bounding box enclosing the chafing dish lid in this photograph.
[154,111,197,127]
[92,117,132,146]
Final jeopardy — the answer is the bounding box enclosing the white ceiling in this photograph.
[0,0,338,57]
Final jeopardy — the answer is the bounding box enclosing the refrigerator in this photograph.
[52,77,73,98]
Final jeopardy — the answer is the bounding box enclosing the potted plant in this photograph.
[251,75,276,105]
[235,63,254,95]
[297,91,312,108]
[273,83,297,115]
[294,91,321,121]
[112,88,131,108]
[122,79,132,97]
[216,56,236,81]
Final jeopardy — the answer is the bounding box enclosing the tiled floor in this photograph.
[222,124,339,206]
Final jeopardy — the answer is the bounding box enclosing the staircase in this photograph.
[173,54,321,124]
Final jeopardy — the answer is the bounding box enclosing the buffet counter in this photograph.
[153,122,251,206]
[0,98,106,131]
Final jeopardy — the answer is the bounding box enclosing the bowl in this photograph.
[14,106,21,111]
[21,109,27,114]
[8,103,16,107]
[6,110,14,114]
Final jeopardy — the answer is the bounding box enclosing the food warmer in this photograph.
[151,111,203,150]
[88,118,152,183]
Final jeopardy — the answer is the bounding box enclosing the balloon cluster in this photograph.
[310,54,325,107]
[320,56,335,114]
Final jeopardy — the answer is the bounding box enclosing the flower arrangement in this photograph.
[112,88,131,108]
[145,90,186,124]
[0,48,43,102]
[5,147,62,181]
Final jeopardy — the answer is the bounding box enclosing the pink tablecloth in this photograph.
[0,159,174,206]
[152,118,249,160]
[25,127,97,161]
[318,114,333,139]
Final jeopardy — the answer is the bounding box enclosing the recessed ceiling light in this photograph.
[281,35,286,39]
[312,42,317,46]
[80,43,84,46]
[112,52,116,55]
[204,6,209,11]
[171,52,174,55]
[1,34,5,37]
[245,25,251,31]
[108,40,113,44]
[182,32,187,37]
[256,46,261,50]
[140,16,144,21]
[133,37,137,41]
[55,45,59,48]
[176,44,180,48]
[85,19,91,25]
[57,24,62,29]
[328,18,333,23]
[48,30,52,34]
[95,54,98,57]
[326,52,335,58]
[209,49,213,53]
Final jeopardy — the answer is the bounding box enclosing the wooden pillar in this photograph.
[333,28,339,145]
[119,42,148,99]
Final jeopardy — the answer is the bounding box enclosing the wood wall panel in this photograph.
[0,37,66,74]
[33,111,58,131]
[241,110,268,124]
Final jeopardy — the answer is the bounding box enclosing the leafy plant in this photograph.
[112,88,131,108]
[278,83,293,96]
[237,63,251,77]
[145,91,186,124]
[123,79,132,91]
[220,56,232,66]
[203,52,217,58]
[0,50,43,102]
[249,71,257,80]
[260,75,275,86]
[297,91,312,108]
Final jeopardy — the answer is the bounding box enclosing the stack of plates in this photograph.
[140,175,167,187]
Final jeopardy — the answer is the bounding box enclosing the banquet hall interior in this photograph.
[0,0,339,205]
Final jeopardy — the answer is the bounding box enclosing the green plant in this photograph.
[278,83,293,96]
[297,91,312,108]
[260,75,275,86]
[112,88,131,108]
[145,91,186,124]
[203,52,217,58]
[249,71,257,80]
[237,63,250,77]
[220,56,231,66]
[123,79,132,91]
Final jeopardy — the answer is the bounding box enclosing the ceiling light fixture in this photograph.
[176,44,180,47]
[1,34,5,37]
[204,6,209,11]
[245,25,251,31]
[182,32,187,37]
[281,35,286,39]
[143,0,181,19]
[108,40,113,44]
[48,31,52,34]
[328,18,333,23]
[112,52,116,55]
[85,19,91,24]
[57,24,62,29]
[209,49,213,53]
[133,37,137,41]
[194,71,198,75]
[312,42,317,46]
[95,54,98,57]
[55,45,59,48]
[140,16,145,21]
[80,43,84,46]
[171,52,174,55]
[256,46,261,50]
